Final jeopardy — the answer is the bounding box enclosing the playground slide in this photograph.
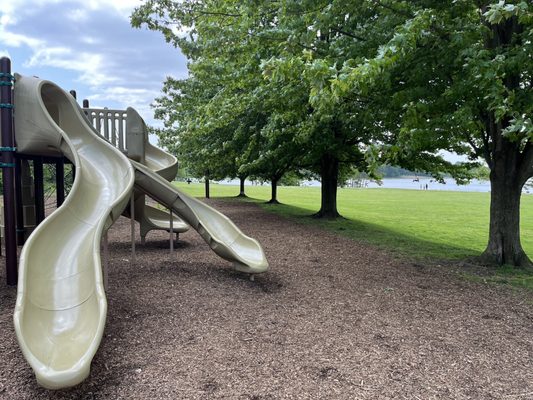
[12,73,268,390]
[12,75,135,389]
[133,161,269,274]
[122,107,189,239]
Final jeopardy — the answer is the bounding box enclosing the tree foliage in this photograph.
[133,0,532,267]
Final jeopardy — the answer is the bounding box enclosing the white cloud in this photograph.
[24,47,117,87]
[66,8,89,22]
[80,36,100,45]
[85,0,143,15]
[89,86,160,119]
[0,0,188,125]
[2,0,140,19]
[0,27,44,48]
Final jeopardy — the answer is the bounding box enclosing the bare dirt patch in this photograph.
[1,199,532,399]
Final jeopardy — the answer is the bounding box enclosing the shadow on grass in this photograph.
[253,200,481,262]
[197,194,533,290]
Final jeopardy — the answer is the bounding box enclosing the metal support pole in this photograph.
[1,57,17,285]
[103,231,108,291]
[82,100,89,118]
[56,159,65,207]
[169,208,174,254]
[34,158,45,224]
[130,194,135,263]
[15,157,25,245]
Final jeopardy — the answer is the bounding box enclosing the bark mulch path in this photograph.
[0,199,532,399]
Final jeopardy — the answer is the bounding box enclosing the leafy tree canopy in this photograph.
[133,0,532,267]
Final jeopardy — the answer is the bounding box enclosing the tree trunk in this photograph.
[266,177,279,204]
[204,177,210,199]
[480,142,532,269]
[237,176,247,197]
[314,153,340,218]
[476,14,532,269]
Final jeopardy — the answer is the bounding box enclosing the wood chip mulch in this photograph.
[0,199,532,399]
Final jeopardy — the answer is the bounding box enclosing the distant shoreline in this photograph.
[211,177,533,195]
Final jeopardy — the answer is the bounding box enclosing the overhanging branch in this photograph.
[331,28,366,42]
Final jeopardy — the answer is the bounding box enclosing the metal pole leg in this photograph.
[169,208,174,254]
[130,194,135,263]
[103,231,109,290]
[1,57,17,285]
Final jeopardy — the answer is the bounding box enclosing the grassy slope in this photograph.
[175,182,533,288]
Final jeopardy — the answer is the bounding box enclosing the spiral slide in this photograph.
[12,75,268,389]
[119,107,189,240]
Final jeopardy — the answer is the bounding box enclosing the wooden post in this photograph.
[1,57,17,285]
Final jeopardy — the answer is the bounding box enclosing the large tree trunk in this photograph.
[480,139,532,269]
[237,176,246,197]
[477,16,532,269]
[314,153,340,218]
[267,176,279,204]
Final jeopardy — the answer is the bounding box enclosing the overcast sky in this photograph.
[0,0,187,128]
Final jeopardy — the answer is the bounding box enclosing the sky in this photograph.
[0,0,187,131]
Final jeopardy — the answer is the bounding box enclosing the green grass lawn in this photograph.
[174,182,533,288]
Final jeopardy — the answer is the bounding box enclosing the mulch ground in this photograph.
[0,199,532,400]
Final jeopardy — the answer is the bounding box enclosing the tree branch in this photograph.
[464,134,483,159]
[331,27,367,42]
[519,141,533,184]
[479,113,494,168]
[192,10,242,18]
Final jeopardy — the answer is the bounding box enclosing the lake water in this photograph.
[366,178,492,192]
[219,178,533,194]
[299,178,493,192]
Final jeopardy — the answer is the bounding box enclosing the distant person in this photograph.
[187,178,192,184]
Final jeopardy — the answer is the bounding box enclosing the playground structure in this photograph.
[0,58,268,389]
[2,105,190,246]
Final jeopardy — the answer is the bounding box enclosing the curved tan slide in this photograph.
[122,107,189,239]
[12,75,135,389]
[133,161,269,274]
[12,74,268,390]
